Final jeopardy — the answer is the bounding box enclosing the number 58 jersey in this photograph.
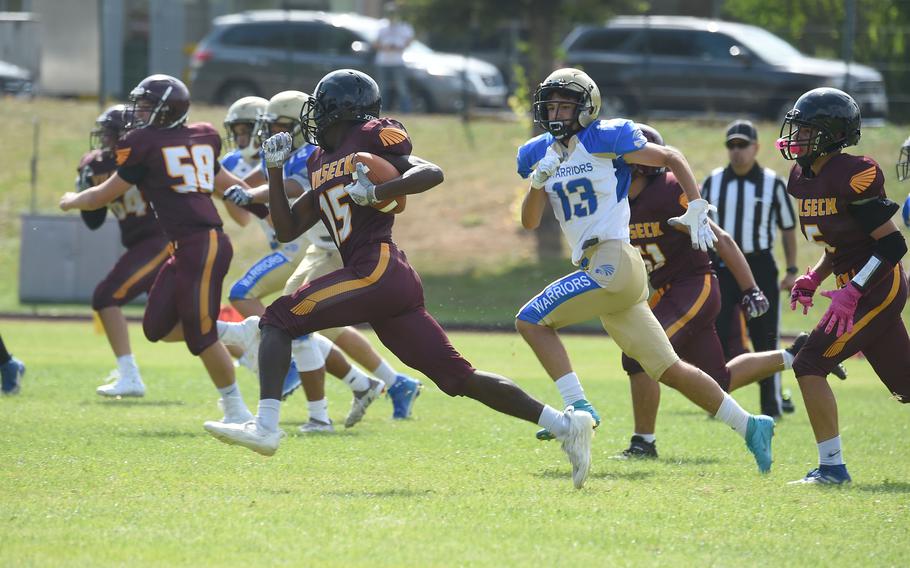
[116,122,224,240]
[517,119,647,265]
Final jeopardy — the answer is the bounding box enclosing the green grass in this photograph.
[2,320,909,566]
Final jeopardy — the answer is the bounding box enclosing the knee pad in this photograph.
[313,333,334,360]
[292,336,324,372]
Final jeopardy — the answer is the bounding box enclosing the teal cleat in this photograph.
[745,415,775,473]
[536,399,601,441]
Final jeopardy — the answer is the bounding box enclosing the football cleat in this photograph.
[0,357,25,395]
[345,378,385,428]
[96,369,146,398]
[224,316,261,373]
[745,415,775,473]
[614,435,658,460]
[204,419,285,456]
[281,362,302,400]
[388,374,421,419]
[789,464,852,485]
[560,407,596,489]
[218,397,254,424]
[536,399,601,441]
[298,418,335,434]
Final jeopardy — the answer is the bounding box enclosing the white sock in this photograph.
[818,436,844,466]
[537,405,569,438]
[714,393,750,438]
[217,382,240,399]
[307,398,329,423]
[341,366,371,392]
[256,398,281,432]
[634,432,656,443]
[116,354,139,377]
[555,372,586,406]
[216,320,231,340]
[780,349,794,370]
[372,360,398,385]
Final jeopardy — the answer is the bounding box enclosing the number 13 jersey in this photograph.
[517,119,647,264]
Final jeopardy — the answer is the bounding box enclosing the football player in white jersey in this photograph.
[515,68,777,473]
[221,91,421,429]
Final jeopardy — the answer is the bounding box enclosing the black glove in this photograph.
[224,184,253,207]
[741,287,770,320]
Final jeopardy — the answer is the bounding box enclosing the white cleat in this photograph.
[344,378,386,428]
[203,419,285,456]
[560,407,596,489]
[96,370,146,398]
[223,317,261,373]
[298,418,335,434]
[218,397,255,424]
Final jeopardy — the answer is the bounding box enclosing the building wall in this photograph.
[34,0,100,95]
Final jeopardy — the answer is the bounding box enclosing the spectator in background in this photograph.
[898,135,910,226]
[0,334,26,395]
[374,3,414,113]
[701,120,799,418]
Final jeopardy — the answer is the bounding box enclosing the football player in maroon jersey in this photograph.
[75,104,170,398]
[778,88,909,484]
[60,75,257,424]
[204,69,597,489]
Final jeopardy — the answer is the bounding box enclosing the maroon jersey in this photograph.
[78,150,161,248]
[629,172,712,290]
[787,154,886,285]
[115,123,223,240]
[303,118,412,264]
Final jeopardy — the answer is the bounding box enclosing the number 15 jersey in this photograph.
[517,119,647,264]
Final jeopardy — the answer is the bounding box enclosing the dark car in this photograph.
[0,60,33,96]
[189,10,507,112]
[563,16,888,120]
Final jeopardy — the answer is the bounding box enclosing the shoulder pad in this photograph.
[516,132,554,179]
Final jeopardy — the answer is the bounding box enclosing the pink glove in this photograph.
[818,284,863,337]
[789,269,822,315]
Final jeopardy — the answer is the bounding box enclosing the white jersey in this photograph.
[517,119,647,265]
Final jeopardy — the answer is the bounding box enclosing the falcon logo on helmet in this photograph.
[532,68,602,139]
[776,87,861,171]
[127,74,191,129]
[301,69,382,148]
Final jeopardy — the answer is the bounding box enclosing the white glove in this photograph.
[345,161,378,206]
[262,132,293,169]
[668,198,718,252]
[224,184,252,207]
[530,149,562,189]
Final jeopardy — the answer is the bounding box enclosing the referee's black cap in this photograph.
[725,119,758,143]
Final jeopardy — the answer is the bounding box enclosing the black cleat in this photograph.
[781,389,796,414]
[616,435,658,459]
[786,332,847,381]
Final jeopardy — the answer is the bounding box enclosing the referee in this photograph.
[702,120,798,418]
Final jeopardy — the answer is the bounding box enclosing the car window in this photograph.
[220,22,292,49]
[695,31,739,60]
[290,22,323,52]
[319,25,365,55]
[730,25,803,65]
[574,29,639,52]
[643,29,698,57]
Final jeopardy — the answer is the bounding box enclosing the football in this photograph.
[352,152,408,214]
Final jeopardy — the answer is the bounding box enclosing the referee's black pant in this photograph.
[714,250,783,416]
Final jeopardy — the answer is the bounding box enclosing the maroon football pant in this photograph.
[261,242,475,395]
[793,265,910,402]
[622,273,732,391]
[92,234,170,310]
[144,229,233,355]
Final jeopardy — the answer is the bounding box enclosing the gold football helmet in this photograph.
[224,96,268,160]
[259,90,310,149]
[533,68,602,138]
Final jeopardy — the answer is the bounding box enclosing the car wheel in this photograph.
[216,81,260,106]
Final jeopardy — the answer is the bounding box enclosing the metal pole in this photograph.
[843,0,856,91]
[30,117,39,214]
[98,0,106,109]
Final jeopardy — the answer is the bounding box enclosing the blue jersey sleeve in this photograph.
[282,145,317,190]
[516,132,554,179]
[578,119,647,158]
[220,150,243,175]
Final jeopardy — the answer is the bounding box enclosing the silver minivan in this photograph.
[189,10,508,113]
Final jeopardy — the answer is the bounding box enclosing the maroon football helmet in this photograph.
[127,74,190,129]
[90,104,131,154]
[632,123,666,177]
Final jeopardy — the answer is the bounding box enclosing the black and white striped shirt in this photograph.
[701,164,796,254]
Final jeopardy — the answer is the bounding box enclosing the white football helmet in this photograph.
[258,91,310,150]
[224,96,268,161]
[533,68,602,138]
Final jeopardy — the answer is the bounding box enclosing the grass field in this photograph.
[2,320,909,567]
[2,99,909,333]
